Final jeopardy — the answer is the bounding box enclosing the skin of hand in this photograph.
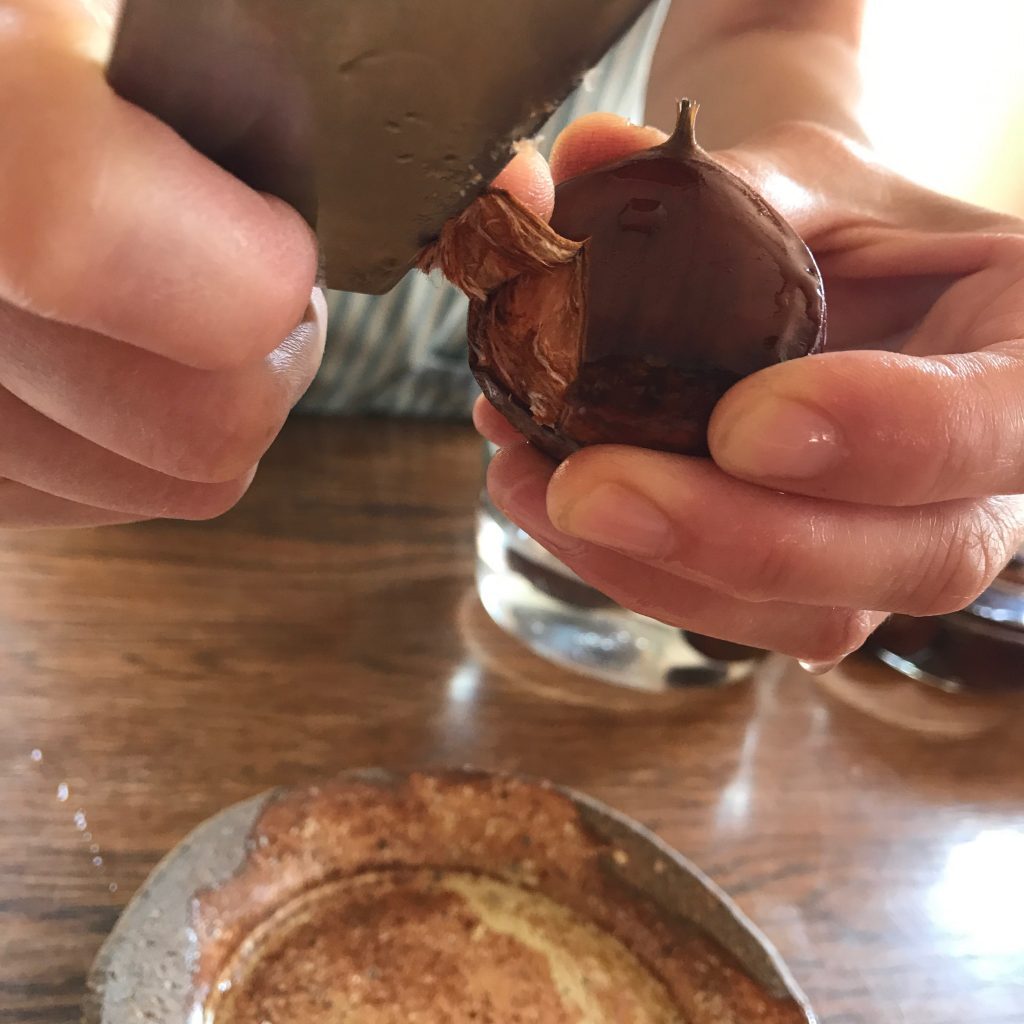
[0,1,550,529]
[644,0,867,147]
[474,113,1024,665]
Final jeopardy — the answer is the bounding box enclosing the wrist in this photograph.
[647,27,866,150]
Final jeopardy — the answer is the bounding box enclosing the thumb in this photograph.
[708,337,1024,506]
[491,142,555,222]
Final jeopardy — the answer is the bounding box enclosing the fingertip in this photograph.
[486,441,555,514]
[472,396,524,447]
[549,113,667,183]
[492,143,555,221]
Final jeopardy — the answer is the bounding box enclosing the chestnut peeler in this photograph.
[106,0,654,294]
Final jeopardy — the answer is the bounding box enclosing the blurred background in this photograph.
[859,0,1024,216]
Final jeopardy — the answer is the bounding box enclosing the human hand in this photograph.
[476,113,1024,666]
[0,1,329,528]
[0,1,559,531]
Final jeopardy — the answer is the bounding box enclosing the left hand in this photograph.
[476,114,1024,666]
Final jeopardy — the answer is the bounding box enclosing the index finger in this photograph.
[0,35,317,369]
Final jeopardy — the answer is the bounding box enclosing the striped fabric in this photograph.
[299,0,671,417]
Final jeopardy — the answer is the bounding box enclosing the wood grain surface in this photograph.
[1,417,1022,1024]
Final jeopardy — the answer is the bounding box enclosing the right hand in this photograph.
[0,1,324,528]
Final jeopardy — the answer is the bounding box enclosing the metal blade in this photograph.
[107,0,654,293]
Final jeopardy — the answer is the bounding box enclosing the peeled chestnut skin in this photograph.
[421,100,826,461]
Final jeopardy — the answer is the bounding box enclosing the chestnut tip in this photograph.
[663,98,700,155]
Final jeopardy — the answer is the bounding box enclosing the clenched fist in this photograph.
[0,1,325,527]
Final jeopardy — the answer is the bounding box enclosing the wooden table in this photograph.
[1,418,1022,1024]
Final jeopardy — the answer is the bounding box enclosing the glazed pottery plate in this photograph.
[85,769,816,1023]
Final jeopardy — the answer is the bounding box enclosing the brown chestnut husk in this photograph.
[419,99,826,460]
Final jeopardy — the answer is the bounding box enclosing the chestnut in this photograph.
[420,99,826,460]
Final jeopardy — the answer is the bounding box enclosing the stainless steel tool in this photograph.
[106,0,654,293]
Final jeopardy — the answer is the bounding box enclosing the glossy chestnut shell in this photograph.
[421,100,826,460]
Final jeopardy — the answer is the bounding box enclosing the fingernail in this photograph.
[295,287,328,357]
[304,285,327,325]
[714,394,841,480]
[551,482,674,559]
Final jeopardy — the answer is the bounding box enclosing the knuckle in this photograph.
[902,504,1016,615]
[897,354,990,505]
